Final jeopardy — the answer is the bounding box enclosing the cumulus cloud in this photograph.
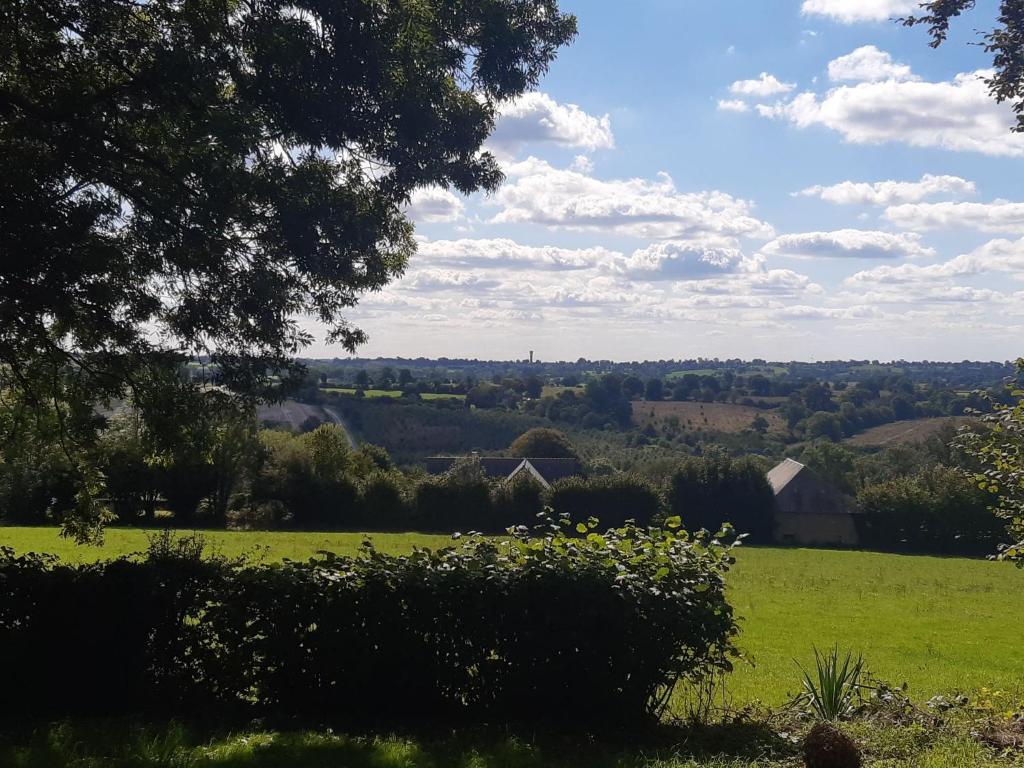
[729,72,795,97]
[489,92,614,153]
[717,99,749,113]
[847,237,1024,285]
[884,201,1024,233]
[491,157,775,240]
[415,237,620,271]
[757,68,1024,157]
[609,242,754,281]
[405,187,465,223]
[796,174,976,206]
[760,229,935,259]
[827,45,915,83]
[801,0,916,23]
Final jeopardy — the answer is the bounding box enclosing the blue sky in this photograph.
[319,0,1024,362]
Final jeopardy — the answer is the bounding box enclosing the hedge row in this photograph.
[0,519,738,729]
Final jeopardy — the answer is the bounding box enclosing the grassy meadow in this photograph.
[319,388,465,401]
[4,526,1022,707]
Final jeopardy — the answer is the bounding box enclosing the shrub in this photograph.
[667,449,775,543]
[359,470,410,530]
[795,646,867,721]
[547,474,664,528]
[0,519,739,729]
[491,472,545,527]
[249,428,360,529]
[857,466,1003,555]
[413,457,495,531]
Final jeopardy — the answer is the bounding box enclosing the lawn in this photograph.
[319,388,465,401]
[3,527,1022,706]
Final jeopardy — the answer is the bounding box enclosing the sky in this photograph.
[311,0,1024,363]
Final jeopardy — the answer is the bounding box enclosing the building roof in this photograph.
[767,458,858,516]
[767,458,806,494]
[424,456,583,486]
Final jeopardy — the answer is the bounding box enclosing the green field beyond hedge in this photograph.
[2,526,1022,706]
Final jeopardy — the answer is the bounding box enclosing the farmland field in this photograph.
[320,388,465,401]
[845,416,974,447]
[4,526,1021,706]
[541,384,585,398]
[632,400,786,434]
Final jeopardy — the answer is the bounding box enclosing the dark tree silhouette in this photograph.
[902,1,1024,131]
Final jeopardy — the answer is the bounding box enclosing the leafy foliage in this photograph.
[547,473,664,528]
[0,517,739,728]
[0,0,576,535]
[902,0,1024,132]
[857,465,1003,556]
[955,358,1024,563]
[508,427,580,459]
[666,448,775,543]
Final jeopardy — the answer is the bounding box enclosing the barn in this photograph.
[767,458,860,546]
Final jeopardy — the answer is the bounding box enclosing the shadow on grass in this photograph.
[0,719,797,768]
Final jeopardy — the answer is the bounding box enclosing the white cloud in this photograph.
[847,237,1024,286]
[884,201,1024,233]
[415,237,620,271]
[729,72,795,97]
[491,157,775,240]
[571,154,595,173]
[717,99,750,113]
[828,45,915,83]
[796,174,976,206]
[801,0,916,23]
[489,92,614,153]
[758,69,1024,157]
[761,229,935,259]
[405,187,465,223]
[610,242,754,281]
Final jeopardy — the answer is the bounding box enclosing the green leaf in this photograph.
[575,523,588,534]
[665,515,682,529]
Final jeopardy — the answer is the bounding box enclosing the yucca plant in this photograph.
[795,646,868,720]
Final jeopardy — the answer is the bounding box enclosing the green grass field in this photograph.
[319,388,465,401]
[3,526,1022,706]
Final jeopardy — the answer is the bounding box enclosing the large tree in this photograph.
[0,0,575,530]
[902,1,1024,130]
[0,0,574,405]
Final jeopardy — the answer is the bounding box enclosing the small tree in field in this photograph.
[956,359,1024,563]
[509,427,579,459]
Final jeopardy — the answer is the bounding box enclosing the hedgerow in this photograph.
[0,517,738,729]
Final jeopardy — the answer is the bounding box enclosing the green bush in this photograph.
[413,457,496,531]
[0,520,739,729]
[667,449,775,543]
[857,465,1003,555]
[358,470,410,530]
[547,473,664,528]
[491,472,545,526]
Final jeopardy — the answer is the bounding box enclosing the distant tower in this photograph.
[529,350,534,364]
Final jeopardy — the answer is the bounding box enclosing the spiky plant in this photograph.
[796,646,868,721]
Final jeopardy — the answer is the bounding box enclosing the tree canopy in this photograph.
[508,427,579,459]
[903,1,1024,131]
[0,0,575,416]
